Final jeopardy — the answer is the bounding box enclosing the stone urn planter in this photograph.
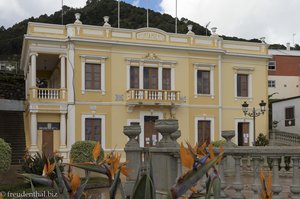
[221,130,236,147]
[155,119,178,147]
[123,125,141,147]
[171,130,181,148]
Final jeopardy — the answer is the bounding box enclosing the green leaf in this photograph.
[171,152,223,199]
[71,163,108,175]
[30,179,38,199]
[20,173,53,187]
[212,177,221,199]
[54,161,69,198]
[109,169,121,199]
[131,174,155,199]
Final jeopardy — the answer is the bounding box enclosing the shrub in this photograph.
[0,138,11,172]
[255,133,269,146]
[70,141,104,163]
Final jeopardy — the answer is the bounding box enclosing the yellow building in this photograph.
[21,15,269,161]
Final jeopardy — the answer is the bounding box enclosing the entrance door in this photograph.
[198,120,211,145]
[42,130,53,157]
[144,116,159,147]
[238,122,250,146]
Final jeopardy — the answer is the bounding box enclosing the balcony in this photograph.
[30,88,67,101]
[126,89,180,104]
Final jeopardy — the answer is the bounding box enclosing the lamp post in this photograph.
[241,100,266,146]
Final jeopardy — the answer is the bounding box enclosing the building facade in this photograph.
[272,96,300,134]
[268,46,300,99]
[21,15,269,161]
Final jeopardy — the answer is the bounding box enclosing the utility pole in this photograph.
[175,0,177,33]
[118,0,120,28]
[61,0,64,25]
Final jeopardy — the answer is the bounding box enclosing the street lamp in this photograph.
[241,100,266,146]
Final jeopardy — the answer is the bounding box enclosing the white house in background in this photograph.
[272,96,300,134]
[268,44,300,99]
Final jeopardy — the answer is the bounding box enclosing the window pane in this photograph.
[163,68,171,90]
[130,67,139,88]
[197,70,210,94]
[85,63,102,90]
[85,118,102,142]
[237,74,248,97]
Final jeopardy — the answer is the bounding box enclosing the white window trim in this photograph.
[268,80,276,88]
[268,61,276,71]
[234,118,254,146]
[127,60,176,91]
[234,73,253,100]
[194,116,215,145]
[139,111,163,147]
[194,63,215,99]
[81,114,106,150]
[81,56,107,95]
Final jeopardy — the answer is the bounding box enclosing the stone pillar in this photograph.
[232,156,245,199]
[251,156,261,197]
[123,125,142,198]
[151,119,180,198]
[60,55,66,100]
[30,53,38,98]
[29,112,39,154]
[270,156,282,199]
[290,157,300,199]
[59,113,68,160]
[222,130,236,176]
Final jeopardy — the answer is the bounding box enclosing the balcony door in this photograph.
[144,67,158,89]
[197,120,211,146]
[238,122,250,146]
[144,116,159,147]
[42,130,53,157]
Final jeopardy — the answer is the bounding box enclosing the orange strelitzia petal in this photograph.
[208,143,215,160]
[180,143,193,169]
[216,144,223,164]
[71,174,81,193]
[92,142,101,161]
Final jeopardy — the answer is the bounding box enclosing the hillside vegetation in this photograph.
[0,0,292,60]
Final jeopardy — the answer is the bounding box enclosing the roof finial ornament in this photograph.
[210,27,218,37]
[186,24,195,35]
[103,16,111,27]
[74,13,82,24]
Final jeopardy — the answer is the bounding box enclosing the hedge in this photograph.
[70,141,104,163]
[0,138,12,172]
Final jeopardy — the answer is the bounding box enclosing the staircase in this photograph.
[0,110,26,165]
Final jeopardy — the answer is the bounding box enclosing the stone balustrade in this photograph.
[123,125,300,198]
[269,129,300,146]
[219,131,300,199]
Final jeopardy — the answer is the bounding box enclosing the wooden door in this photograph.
[198,121,211,145]
[42,130,53,157]
[144,116,159,147]
[238,122,250,146]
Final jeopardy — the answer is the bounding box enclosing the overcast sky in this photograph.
[1,0,299,45]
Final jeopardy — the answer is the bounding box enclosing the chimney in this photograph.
[287,42,291,51]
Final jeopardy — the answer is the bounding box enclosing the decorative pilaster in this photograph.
[29,112,38,154]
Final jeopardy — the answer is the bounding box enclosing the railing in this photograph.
[126,89,180,102]
[31,88,66,100]
[270,129,300,146]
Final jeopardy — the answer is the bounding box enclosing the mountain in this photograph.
[0,0,283,61]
